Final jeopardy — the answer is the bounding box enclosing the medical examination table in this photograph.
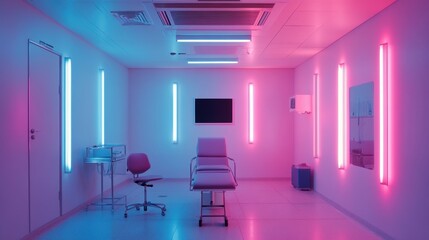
[190,138,237,227]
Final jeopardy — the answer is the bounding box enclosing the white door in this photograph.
[28,41,61,231]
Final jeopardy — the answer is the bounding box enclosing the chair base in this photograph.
[124,180,166,218]
[124,202,166,218]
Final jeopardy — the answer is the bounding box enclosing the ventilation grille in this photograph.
[111,11,152,25]
[154,3,273,27]
[257,11,270,26]
[171,10,259,26]
[157,11,171,26]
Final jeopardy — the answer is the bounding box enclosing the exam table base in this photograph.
[198,191,228,227]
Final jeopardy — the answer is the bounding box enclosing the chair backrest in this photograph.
[127,153,151,175]
[197,138,227,157]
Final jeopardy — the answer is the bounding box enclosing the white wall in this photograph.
[0,1,128,239]
[294,0,429,239]
[128,68,294,179]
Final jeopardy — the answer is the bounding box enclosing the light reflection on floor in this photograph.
[34,179,381,240]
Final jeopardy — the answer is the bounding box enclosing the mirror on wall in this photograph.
[349,82,374,170]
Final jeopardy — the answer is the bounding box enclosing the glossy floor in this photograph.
[35,179,381,240]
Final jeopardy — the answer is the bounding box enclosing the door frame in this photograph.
[27,39,63,232]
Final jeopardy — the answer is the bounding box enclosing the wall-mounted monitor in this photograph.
[195,98,233,124]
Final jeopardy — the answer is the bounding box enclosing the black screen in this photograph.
[195,98,233,123]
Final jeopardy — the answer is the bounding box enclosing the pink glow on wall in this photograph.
[337,63,346,169]
[379,43,388,185]
[248,83,254,144]
[313,73,320,159]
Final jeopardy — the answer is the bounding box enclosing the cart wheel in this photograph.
[225,219,228,227]
[198,219,202,227]
[124,213,128,218]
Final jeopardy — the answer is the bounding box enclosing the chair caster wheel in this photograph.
[161,211,165,216]
[225,219,228,227]
[199,219,202,227]
[144,206,147,211]
[124,213,128,218]
[136,207,140,211]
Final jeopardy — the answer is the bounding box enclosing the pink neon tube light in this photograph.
[379,44,388,185]
[313,74,319,159]
[249,83,254,143]
[338,64,346,169]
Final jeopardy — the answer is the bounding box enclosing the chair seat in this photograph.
[134,175,163,185]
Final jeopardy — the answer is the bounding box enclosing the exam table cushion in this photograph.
[196,156,229,166]
[196,164,231,172]
[192,172,236,190]
[197,138,227,157]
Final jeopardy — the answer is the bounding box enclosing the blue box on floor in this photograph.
[291,164,311,190]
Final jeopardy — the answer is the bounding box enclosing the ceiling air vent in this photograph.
[111,11,152,26]
[157,11,172,26]
[153,3,274,27]
[257,11,270,26]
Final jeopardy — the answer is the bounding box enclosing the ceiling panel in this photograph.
[271,25,317,45]
[261,44,296,58]
[25,0,396,68]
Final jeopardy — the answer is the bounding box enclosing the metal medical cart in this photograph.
[85,144,127,210]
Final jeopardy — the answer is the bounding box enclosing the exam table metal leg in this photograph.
[198,191,228,227]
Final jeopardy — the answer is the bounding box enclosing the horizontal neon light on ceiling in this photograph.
[187,58,238,64]
[177,34,251,43]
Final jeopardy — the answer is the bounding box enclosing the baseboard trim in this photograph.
[316,192,394,240]
[22,179,130,239]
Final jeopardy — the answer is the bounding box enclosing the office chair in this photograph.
[124,153,166,218]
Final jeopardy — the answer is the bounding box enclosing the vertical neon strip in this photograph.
[338,64,346,169]
[313,74,319,158]
[379,43,388,185]
[172,83,178,143]
[100,69,105,145]
[249,83,254,143]
[64,58,72,173]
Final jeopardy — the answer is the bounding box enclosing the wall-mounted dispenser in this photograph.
[290,95,311,114]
